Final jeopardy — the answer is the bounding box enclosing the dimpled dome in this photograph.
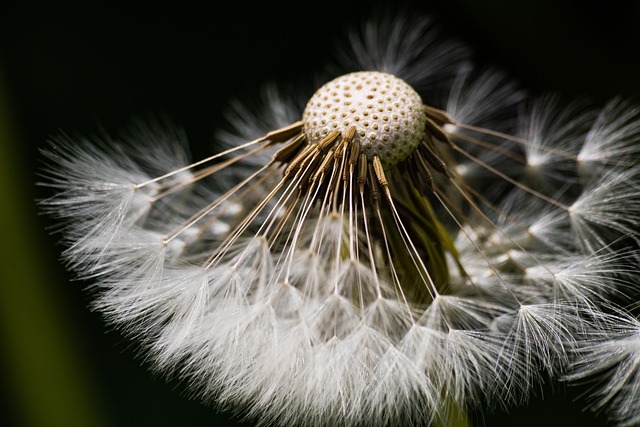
[302,71,427,167]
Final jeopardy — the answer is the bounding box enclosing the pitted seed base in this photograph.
[302,71,426,167]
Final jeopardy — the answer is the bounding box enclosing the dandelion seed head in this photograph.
[303,71,426,167]
[37,9,640,427]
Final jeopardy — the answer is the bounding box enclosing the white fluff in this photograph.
[565,315,640,427]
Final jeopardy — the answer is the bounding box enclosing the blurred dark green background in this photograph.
[1,1,638,426]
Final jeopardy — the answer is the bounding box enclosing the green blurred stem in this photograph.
[0,66,105,427]
[435,396,471,427]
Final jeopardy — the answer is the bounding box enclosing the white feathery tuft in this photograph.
[578,98,640,177]
[565,314,640,427]
[569,166,640,251]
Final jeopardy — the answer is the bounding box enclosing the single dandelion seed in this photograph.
[39,11,640,427]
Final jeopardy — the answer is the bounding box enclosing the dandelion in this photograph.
[40,10,640,427]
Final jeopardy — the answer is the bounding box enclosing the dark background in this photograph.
[1,1,639,426]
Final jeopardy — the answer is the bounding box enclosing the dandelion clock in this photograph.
[39,7,640,427]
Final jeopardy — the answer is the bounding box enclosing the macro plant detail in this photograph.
[40,12,640,427]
